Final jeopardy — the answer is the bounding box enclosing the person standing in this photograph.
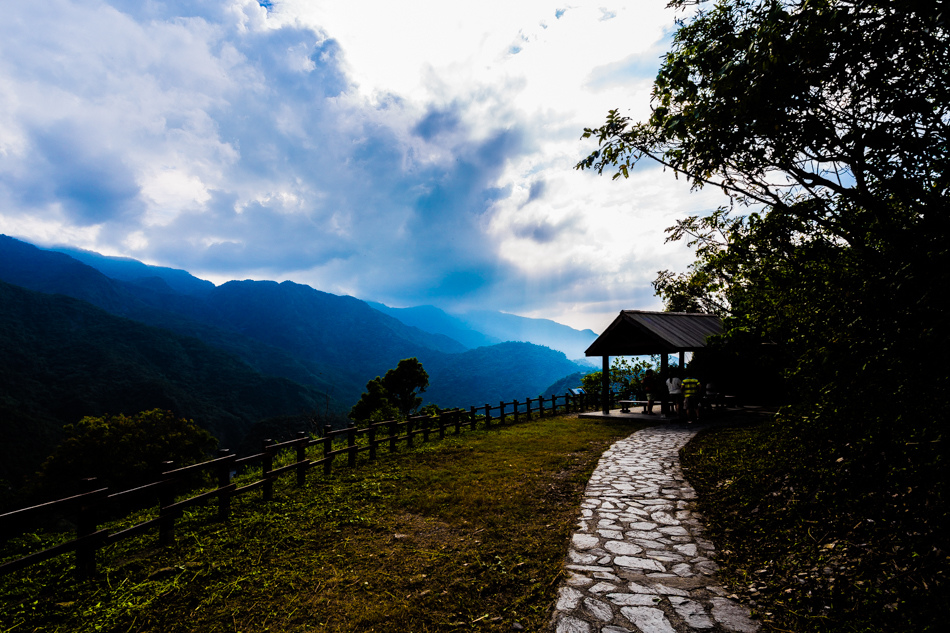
[682,373,702,423]
[642,369,658,414]
[666,370,683,418]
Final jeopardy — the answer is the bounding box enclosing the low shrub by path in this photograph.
[680,413,947,633]
[0,415,647,632]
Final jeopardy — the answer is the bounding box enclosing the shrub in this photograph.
[34,409,217,496]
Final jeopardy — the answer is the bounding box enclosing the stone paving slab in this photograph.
[549,424,760,633]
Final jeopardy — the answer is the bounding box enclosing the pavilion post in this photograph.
[661,353,669,415]
[602,355,610,415]
[679,351,685,370]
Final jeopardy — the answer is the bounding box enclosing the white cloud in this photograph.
[0,0,723,333]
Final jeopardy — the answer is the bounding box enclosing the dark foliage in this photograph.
[542,372,586,397]
[579,0,949,628]
[682,416,947,632]
[236,412,342,455]
[35,409,217,496]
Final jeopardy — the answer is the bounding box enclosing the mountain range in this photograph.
[0,234,594,483]
[367,302,598,362]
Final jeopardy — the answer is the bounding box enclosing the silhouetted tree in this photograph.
[349,358,429,423]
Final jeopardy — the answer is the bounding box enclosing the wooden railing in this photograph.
[0,390,614,579]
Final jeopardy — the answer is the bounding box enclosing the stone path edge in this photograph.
[548,424,760,633]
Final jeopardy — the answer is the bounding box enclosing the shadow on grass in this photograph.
[681,411,946,633]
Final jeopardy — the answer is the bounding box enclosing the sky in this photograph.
[0,0,726,333]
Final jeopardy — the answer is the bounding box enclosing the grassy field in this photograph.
[0,415,647,633]
[9,410,940,633]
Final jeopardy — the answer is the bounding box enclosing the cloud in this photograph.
[413,107,462,141]
[0,1,727,332]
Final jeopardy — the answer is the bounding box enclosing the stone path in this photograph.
[550,424,760,633]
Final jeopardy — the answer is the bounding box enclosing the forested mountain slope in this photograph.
[1,235,592,432]
[0,280,327,485]
[1,235,463,404]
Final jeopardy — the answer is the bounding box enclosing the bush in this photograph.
[34,409,217,496]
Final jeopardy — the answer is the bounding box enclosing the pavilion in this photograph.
[585,310,723,415]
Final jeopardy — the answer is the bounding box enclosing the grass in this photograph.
[680,412,947,633]
[0,415,647,632]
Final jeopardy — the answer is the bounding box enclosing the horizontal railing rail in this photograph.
[0,390,614,579]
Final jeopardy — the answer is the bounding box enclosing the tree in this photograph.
[349,358,429,423]
[577,0,949,412]
[348,376,399,424]
[576,4,948,626]
[579,0,950,266]
[35,409,217,496]
[581,357,655,397]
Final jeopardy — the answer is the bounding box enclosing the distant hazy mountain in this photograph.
[455,310,598,360]
[419,342,589,408]
[0,280,328,485]
[200,280,467,380]
[49,246,215,297]
[367,302,501,349]
[369,301,599,361]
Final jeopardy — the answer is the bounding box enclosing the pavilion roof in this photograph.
[585,310,723,357]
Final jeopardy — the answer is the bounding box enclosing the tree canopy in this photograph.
[35,409,217,496]
[580,0,949,262]
[581,357,655,398]
[349,358,429,423]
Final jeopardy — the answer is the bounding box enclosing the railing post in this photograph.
[422,416,431,442]
[348,425,357,467]
[262,439,275,502]
[470,406,477,430]
[389,420,398,452]
[323,426,333,475]
[513,400,519,424]
[76,477,103,579]
[499,401,506,424]
[551,394,557,415]
[453,409,461,435]
[438,412,446,439]
[296,431,308,487]
[526,397,532,419]
[217,449,232,521]
[406,417,414,448]
[369,423,377,461]
[484,403,491,427]
[538,396,545,417]
[159,461,175,546]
